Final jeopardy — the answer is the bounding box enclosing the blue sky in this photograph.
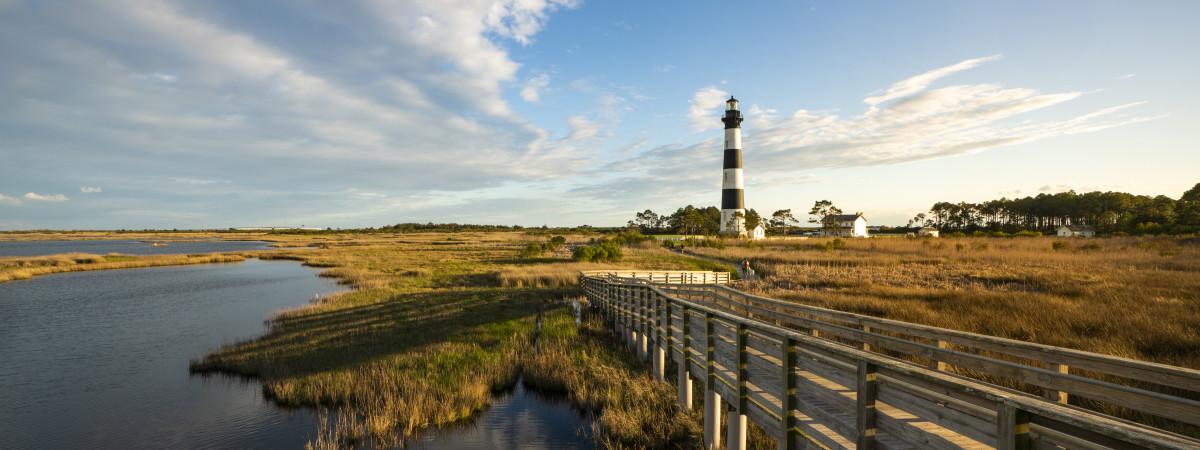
[2,1,1197,230]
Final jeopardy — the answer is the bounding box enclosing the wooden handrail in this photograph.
[579,271,1200,449]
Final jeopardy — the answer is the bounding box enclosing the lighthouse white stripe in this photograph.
[724,129,741,150]
[723,169,743,189]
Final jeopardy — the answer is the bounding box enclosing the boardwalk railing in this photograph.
[579,270,1200,450]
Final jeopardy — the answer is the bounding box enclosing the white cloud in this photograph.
[0,194,22,206]
[1038,182,1136,194]
[521,73,551,102]
[864,54,1002,107]
[81,186,102,193]
[1118,73,1136,80]
[583,56,1157,210]
[24,192,69,202]
[687,86,730,132]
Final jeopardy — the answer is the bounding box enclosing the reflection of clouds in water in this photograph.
[414,379,595,449]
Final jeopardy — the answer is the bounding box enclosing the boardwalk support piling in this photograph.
[728,404,747,450]
[705,387,723,449]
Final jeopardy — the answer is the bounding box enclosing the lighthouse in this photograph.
[720,96,746,236]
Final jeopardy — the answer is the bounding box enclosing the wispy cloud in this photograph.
[687,86,730,132]
[581,56,1156,210]
[864,54,1002,107]
[0,194,22,206]
[24,192,69,202]
[521,73,551,102]
[1038,182,1136,194]
[81,186,102,193]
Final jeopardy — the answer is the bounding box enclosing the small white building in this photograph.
[751,219,766,240]
[1056,225,1096,237]
[822,213,869,238]
[918,227,939,238]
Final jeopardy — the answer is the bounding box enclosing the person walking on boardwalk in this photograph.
[741,258,750,278]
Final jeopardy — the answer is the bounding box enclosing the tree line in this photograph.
[912,183,1200,235]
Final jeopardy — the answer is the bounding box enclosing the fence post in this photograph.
[928,339,947,371]
[859,324,872,352]
[997,402,1031,450]
[680,304,693,410]
[704,312,721,449]
[779,336,796,450]
[653,290,665,381]
[1043,363,1069,404]
[729,321,748,450]
[856,360,878,450]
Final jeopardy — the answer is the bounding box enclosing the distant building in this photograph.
[1056,225,1096,237]
[751,219,766,240]
[918,227,940,238]
[821,213,869,238]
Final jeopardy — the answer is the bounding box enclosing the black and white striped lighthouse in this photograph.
[720,96,746,236]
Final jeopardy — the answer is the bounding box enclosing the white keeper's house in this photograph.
[822,213,869,238]
[1056,225,1096,237]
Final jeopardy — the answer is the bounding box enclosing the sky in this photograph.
[2,1,1198,230]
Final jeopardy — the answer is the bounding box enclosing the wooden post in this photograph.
[678,362,693,410]
[680,304,692,409]
[737,322,748,413]
[859,324,872,352]
[997,403,1031,450]
[730,321,749,450]
[653,294,665,381]
[1043,363,1069,404]
[706,313,715,392]
[779,337,796,450]
[928,339,948,371]
[856,360,878,450]
[639,287,649,360]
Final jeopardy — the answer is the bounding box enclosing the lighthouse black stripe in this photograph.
[723,149,742,169]
[722,189,744,209]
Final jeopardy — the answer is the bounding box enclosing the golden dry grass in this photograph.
[3,230,757,447]
[0,252,246,282]
[691,236,1200,368]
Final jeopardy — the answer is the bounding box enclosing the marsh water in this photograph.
[0,239,275,257]
[0,259,346,449]
[0,245,595,449]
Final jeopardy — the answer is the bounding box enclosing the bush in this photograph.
[521,243,545,257]
[1013,230,1042,237]
[573,246,599,261]
[572,243,623,262]
[1052,241,1071,251]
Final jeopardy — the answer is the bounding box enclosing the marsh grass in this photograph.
[185,232,732,446]
[5,230,740,446]
[689,235,1200,435]
[0,252,246,282]
[523,306,705,448]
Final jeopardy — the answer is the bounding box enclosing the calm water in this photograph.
[0,239,275,257]
[0,254,596,449]
[412,379,595,449]
[0,260,346,449]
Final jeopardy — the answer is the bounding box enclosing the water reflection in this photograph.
[411,379,595,449]
[0,260,346,449]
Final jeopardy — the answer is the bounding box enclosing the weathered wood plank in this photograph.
[582,273,1200,450]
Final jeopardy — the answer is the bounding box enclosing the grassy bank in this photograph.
[0,252,247,282]
[181,232,725,447]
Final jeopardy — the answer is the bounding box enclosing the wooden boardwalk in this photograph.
[580,270,1200,450]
